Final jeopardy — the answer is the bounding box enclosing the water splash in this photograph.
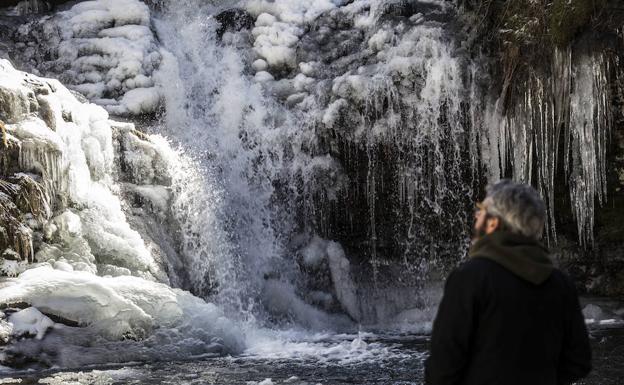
[151,0,302,314]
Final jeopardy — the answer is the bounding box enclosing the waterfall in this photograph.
[149,0,478,323]
[1,0,618,332]
[151,0,302,315]
[1,0,622,373]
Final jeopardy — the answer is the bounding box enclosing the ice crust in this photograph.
[0,266,235,341]
[0,267,245,367]
[12,0,164,116]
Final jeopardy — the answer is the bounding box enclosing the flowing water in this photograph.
[2,327,624,384]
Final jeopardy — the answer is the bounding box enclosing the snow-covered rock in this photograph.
[8,307,55,340]
[0,315,13,344]
[0,58,167,281]
[11,0,165,116]
[0,266,245,367]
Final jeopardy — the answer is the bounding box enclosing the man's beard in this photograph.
[472,220,488,241]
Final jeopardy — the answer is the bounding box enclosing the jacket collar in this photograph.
[469,231,553,285]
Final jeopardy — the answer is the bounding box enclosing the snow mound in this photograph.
[0,266,245,367]
[246,0,337,80]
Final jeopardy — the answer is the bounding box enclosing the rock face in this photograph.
[0,1,69,16]
[244,0,476,292]
[239,0,624,301]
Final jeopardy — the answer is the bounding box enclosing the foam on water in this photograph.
[242,329,414,366]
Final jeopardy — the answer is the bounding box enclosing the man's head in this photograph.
[474,180,546,241]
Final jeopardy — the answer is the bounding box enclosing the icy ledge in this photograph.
[0,59,244,368]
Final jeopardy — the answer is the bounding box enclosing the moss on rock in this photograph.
[549,0,606,47]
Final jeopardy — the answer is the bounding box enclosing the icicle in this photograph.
[568,53,611,247]
[365,144,378,283]
[488,46,612,246]
[18,143,65,197]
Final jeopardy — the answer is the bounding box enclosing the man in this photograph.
[425,180,591,385]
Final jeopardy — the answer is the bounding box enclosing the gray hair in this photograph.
[482,180,546,240]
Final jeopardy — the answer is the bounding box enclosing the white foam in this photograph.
[243,329,411,366]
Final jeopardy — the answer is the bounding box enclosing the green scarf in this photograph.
[469,231,553,285]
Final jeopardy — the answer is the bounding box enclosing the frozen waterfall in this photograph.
[0,0,620,371]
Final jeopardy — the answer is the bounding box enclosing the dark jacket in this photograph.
[425,231,592,385]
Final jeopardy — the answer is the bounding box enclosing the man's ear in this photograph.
[485,216,500,234]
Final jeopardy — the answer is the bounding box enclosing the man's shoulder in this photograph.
[455,257,500,274]
[445,258,498,284]
[455,258,577,290]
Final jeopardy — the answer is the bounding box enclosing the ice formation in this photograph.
[12,0,164,116]
[483,48,613,246]
[0,59,246,367]
[0,58,166,280]
[249,0,472,268]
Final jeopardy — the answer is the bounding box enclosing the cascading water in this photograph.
[148,0,479,325]
[151,1,301,317]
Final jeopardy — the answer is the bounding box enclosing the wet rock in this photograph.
[2,248,21,261]
[215,9,254,40]
[377,0,452,23]
[0,0,73,15]
[114,124,171,186]
[0,80,35,124]
[0,316,12,344]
